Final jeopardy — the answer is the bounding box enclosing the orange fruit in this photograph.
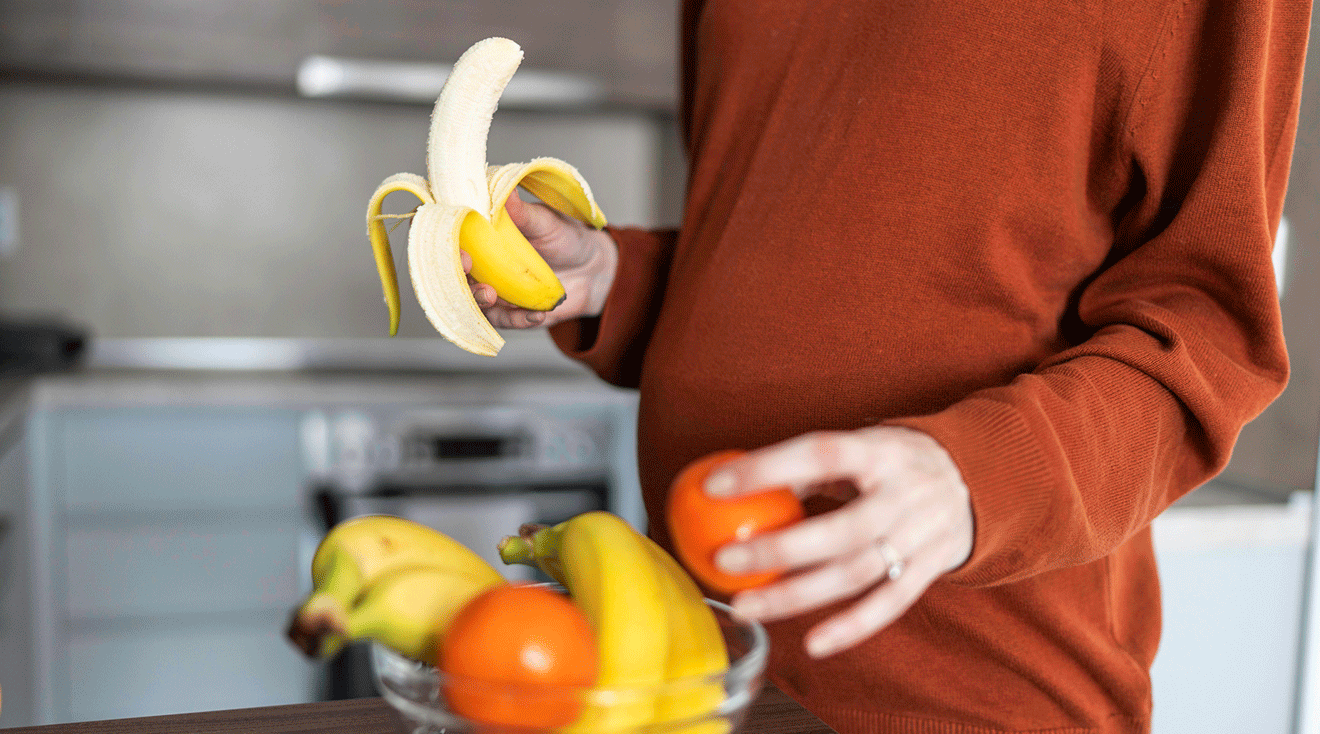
[667,450,805,595]
[439,583,598,729]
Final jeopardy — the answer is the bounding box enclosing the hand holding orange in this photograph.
[667,450,806,595]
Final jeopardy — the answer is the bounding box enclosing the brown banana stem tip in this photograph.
[519,522,550,539]
[285,607,343,658]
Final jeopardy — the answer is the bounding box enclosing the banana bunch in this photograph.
[286,515,506,665]
[500,512,731,734]
[366,37,608,356]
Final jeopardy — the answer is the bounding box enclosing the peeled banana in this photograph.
[366,37,608,355]
[287,515,505,658]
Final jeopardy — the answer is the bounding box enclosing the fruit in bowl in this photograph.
[372,596,767,734]
[288,511,766,733]
[498,512,753,732]
[285,514,507,665]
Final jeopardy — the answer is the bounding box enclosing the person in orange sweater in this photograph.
[469,0,1311,731]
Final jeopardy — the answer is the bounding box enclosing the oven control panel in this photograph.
[301,404,625,494]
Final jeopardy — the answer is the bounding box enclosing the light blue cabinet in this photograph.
[23,405,321,726]
[56,409,307,513]
[1150,493,1313,734]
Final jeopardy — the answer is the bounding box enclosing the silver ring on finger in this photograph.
[876,539,905,581]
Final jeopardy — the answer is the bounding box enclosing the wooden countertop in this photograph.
[1,686,836,734]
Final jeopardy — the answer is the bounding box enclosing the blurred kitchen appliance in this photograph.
[300,397,636,699]
[0,320,87,375]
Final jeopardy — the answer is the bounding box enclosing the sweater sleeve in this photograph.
[890,0,1309,587]
[548,226,680,388]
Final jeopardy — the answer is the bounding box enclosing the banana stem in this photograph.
[497,523,570,587]
[285,592,349,659]
[497,534,538,566]
[529,524,564,560]
[314,547,365,611]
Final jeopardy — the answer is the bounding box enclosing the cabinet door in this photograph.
[65,619,317,722]
[1150,498,1311,734]
[65,521,306,619]
[55,408,305,513]
[41,407,320,724]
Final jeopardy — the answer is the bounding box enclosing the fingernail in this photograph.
[705,472,735,497]
[715,545,751,573]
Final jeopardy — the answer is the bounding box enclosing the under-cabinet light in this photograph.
[296,54,605,108]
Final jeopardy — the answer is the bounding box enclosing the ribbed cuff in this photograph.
[549,226,676,387]
[887,394,1058,587]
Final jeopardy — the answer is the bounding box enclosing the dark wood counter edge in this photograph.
[0,686,837,734]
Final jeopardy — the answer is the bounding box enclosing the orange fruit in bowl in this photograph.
[667,450,806,595]
[439,583,598,729]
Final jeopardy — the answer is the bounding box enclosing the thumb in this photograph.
[503,192,563,241]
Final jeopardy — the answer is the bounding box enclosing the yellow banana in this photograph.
[642,536,732,734]
[302,565,504,665]
[287,514,505,657]
[365,37,608,355]
[498,516,733,732]
[499,519,732,731]
[550,512,670,732]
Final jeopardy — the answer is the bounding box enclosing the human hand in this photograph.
[703,426,974,658]
[466,193,617,329]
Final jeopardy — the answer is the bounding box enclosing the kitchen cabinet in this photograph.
[17,403,321,726]
[1149,491,1313,734]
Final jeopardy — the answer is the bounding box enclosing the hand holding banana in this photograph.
[473,191,617,331]
[366,37,614,355]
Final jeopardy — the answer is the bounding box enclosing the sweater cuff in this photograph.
[887,395,1057,587]
[549,226,675,387]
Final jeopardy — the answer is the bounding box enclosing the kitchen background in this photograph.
[0,2,1317,733]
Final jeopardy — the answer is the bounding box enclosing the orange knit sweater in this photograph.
[551,1,1311,731]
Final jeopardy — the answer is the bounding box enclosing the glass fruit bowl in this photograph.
[372,598,769,734]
